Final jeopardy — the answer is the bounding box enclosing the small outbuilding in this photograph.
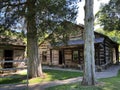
[0,36,26,68]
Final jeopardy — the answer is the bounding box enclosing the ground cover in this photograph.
[46,70,120,90]
[0,69,83,84]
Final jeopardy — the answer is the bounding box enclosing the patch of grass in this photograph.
[0,69,83,84]
[29,69,83,84]
[99,70,120,90]
[0,74,27,84]
[46,70,120,90]
[0,70,27,84]
[44,69,82,80]
[46,82,102,90]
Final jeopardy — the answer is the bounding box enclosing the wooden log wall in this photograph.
[95,33,118,65]
[95,43,110,66]
[40,49,50,65]
[104,38,116,65]
[95,38,117,67]
[0,49,25,68]
[64,49,72,66]
[95,44,100,65]
[13,50,25,67]
[63,47,84,67]
[52,50,59,65]
[98,44,107,65]
[39,41,51,65]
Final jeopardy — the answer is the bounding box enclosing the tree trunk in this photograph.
[81,0,96,85]
[26,0,43,78]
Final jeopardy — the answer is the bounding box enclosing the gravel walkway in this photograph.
[96,65,120,79]
[0,65,120,90]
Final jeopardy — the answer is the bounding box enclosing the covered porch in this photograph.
[49,38,119,70]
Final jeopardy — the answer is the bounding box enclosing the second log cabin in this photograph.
[39,22,119,70]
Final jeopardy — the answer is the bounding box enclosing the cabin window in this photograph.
[42,51,47,62]
[72,50,79,62]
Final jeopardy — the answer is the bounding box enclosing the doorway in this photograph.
[59,51,63,64]
[4,50,13,68]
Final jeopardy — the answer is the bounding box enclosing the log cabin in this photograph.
[0,36,26,68]
[39,22,119,70]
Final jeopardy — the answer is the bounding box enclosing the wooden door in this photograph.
[4,50,13,68]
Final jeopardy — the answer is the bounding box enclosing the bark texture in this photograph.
[26,0,43,78]
[81,0,96,85]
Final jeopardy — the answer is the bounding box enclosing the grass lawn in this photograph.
[0,70,27,84]
[0,69,83,84]
[46,70,120,90]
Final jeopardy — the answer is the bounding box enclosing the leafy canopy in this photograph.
[0,0,79,43]
[96,0,120,31]
[0,0,79,32]
[96,29,120,44]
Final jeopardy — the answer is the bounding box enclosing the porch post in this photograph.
[78,49,80,64]
[98,44,101,66]
[115,45,119,65]
[50,49,52,65]
[104,40,106,64]
[62,49,65,64]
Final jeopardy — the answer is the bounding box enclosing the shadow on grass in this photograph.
[0,69,83,85]
[29,69,82,84]
[43,69,83,80]
[0,74,27,84]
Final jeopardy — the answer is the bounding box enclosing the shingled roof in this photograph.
[0,36,25,46]
[55,38,105,47]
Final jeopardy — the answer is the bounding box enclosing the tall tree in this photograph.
[81,0,96,85]
[96,0,120,31]
[0,0,78,78]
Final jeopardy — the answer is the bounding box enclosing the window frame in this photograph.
[72,50,79,62]
[42,51,47,62]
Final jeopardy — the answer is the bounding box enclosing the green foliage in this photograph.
[96,0,120,31]
[36,0,79,44]
[49,21,81,46]
[96,29,120,44]
[0,0,79,45]
[0,0,79,36]
[0,27,27,44]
